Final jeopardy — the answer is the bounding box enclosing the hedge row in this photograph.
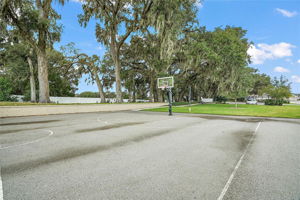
[264,99,289,106]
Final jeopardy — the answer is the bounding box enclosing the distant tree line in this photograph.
[77,91,128,99]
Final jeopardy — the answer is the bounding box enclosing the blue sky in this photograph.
[53,0,300,94]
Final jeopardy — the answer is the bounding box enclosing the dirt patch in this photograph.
[1,120,61,126]
[75,122,145,133]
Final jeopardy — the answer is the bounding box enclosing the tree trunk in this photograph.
[149,77,155,102]
[128,89,133,102]
[115,55,123,102]
[92,69,106,103]
[27,49,36,102]
[197,94,201,102]
[110,41,122,103]
[154,86,158,102]
[129,74,134,102]
[178,91,185,102]
[36,2,50,103]
[37,49,50,103]
[133,81,136,103]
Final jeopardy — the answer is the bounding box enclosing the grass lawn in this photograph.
[145,104,300,119]
[171,102,198,106]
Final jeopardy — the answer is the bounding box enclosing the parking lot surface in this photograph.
[1,111,299,200]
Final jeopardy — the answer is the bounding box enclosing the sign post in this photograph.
[157,77,174,116]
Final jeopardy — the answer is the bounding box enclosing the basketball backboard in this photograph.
[157,77,174,89]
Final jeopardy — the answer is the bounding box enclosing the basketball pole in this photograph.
[168,87,172,116]
[189,86,192,104]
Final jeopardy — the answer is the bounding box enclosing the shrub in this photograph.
[282,99,290,104]
[0,77,13,101]
[78,91,99,98]
[214,96,227,104]
[237,97,246,102]
[264,99,284,106]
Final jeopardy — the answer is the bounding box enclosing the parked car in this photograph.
[246,97,258,105]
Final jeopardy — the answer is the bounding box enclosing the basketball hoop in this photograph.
[161,86,167,91]
[157,76,174,116]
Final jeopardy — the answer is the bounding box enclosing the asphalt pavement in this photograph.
[0,111,299,200]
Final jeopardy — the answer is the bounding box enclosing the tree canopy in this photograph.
[0,0,289,103]
[1,0,64,102]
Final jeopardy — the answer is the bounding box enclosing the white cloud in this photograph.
[297,59,300,64]
[247,42,295,65]
[276,8,298,18]
[247,45,272,65]
[274,66,290,73]
[292,75,300,83]
[97,46,104,50]
[71,0,84,3]
[258,43,295,57]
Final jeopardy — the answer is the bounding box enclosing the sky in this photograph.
[53,0,300,94]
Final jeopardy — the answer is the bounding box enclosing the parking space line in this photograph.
[217,121,262,200]
[0,167,3,200]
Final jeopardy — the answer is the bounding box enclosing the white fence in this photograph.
[200,97,213,103]
[12,95,149,104]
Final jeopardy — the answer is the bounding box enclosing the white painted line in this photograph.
[0,167,3,200]
[217,121,262,200]
[0,130,53,150]
[96,117,110,124]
